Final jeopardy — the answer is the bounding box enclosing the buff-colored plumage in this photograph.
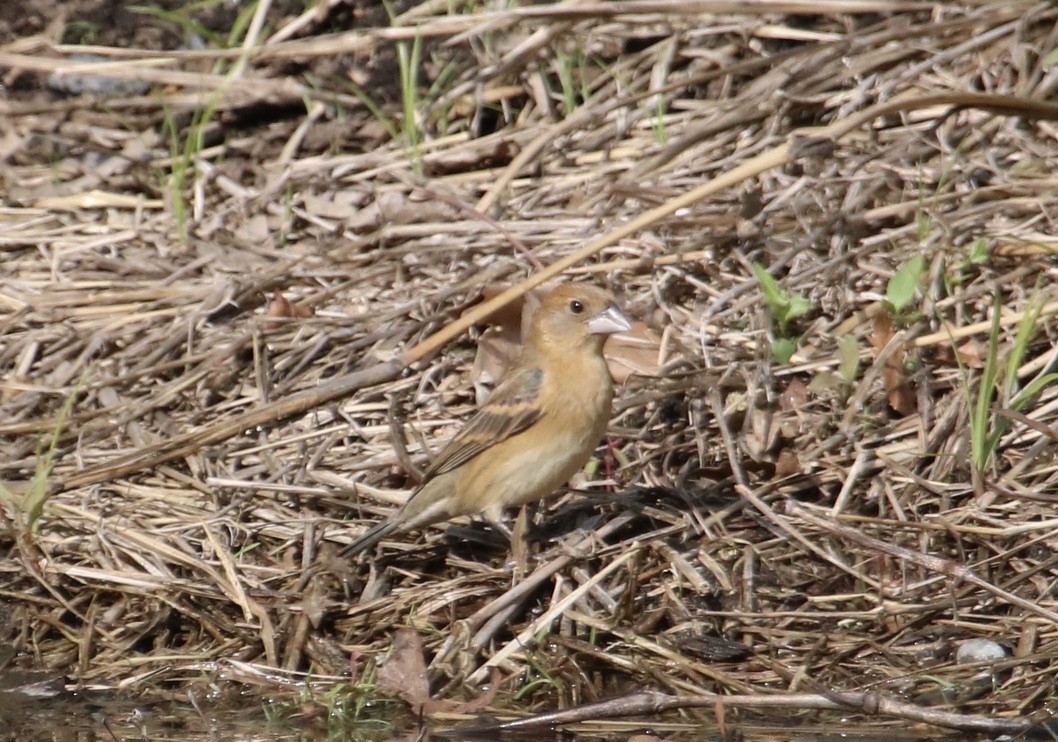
[342,283,631,557]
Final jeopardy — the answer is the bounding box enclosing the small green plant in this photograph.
[553,42,593,115]
[263,675,394,739]
[136,1,261,242]
[422,51,459,135]
[62,20,100,44]
[652,94,668,145]
[382,0,425,174]
[947,237,991,289]
[838,333,860,385]
[160,94,230,243]
[159,103,195,243]
[0,382,82,533]
[332,76,400,141]
[752,262,814,365]
[966,237,989,266]
[130,4,223,47]
[884,254,926,326]
[132,0,262,49]
[513,644,561,702]
[555,48,578,114]
[915,202,934,243]
[396,33,424,175]
[967,291,1058,486]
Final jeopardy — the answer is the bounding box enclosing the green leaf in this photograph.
[770,337,799,365]
[1011,373,1058,412]
[752,262,789,315]
[970,295,1002,475]
[753,262,815,335]
[916,209,933,243]
[967,238,988,265]
[838,334,860,384]
[787,294,814,322]
[886,255,925,312]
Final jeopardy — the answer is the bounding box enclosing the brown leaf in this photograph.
[869,307,895,352]
[300,580,326,629]
[234,213,272,245]
[956,337,987,368]
[470,324,522,406]
[774,447,802,478]
[883,364,916,415]
[743,407,778,461]
[780,378,810,411]
[870,309,915,415]
[375,629,431,708]
[807,370,846,394]
[374,629,499,717]
[604,321,663,382]
[345,190,441,232]
[266,290,313,319]
[473,283,544,334]
[467,285,542,404]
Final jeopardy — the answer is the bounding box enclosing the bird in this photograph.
[341,282,632,557]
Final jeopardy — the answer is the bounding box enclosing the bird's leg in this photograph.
[485,516,513,541]
[509,506,532,568]
[604,436,624,491]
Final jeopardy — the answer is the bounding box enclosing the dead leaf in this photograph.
[300,580,326,629]
[266,290,313,320]
[604,321,663,382]
[234,213,271,245]
[774,447,802,477]
[375,628,431,708]
[869,309,915,415]
[956,337,987,368]
[471,324,521,406]
[478,281,545,332]
[347,190,458,232]
[868,307,894,353]
[780,378,810,411]
[375,629,498,716]
[808,371,845,394]
[743,407,778,461]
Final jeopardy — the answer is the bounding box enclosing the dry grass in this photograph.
[3,0,1058,734]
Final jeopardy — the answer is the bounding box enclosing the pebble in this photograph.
[955,639,1008,663]
[47,54,150,97]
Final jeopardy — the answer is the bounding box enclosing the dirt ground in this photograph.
[2,0,1058,737]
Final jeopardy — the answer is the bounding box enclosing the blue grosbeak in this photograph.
[342,283,631,556]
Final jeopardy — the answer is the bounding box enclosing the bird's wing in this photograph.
[422,365,544,478]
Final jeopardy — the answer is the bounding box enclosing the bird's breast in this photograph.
[453,354,613,518]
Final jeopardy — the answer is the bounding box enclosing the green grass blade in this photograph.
[970,295,1002,475]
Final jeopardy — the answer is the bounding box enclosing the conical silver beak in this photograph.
[587,304,632,335]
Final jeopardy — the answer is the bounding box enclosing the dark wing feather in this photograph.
[422,365,544,479]
[339,518,399,557]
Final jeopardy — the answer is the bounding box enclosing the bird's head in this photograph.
[526,283,631,355]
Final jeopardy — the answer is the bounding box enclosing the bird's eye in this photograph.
[569,300,584,314]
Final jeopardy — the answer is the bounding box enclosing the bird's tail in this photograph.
[339,519,399,558]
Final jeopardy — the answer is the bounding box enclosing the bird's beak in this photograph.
[587,304,632,335]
